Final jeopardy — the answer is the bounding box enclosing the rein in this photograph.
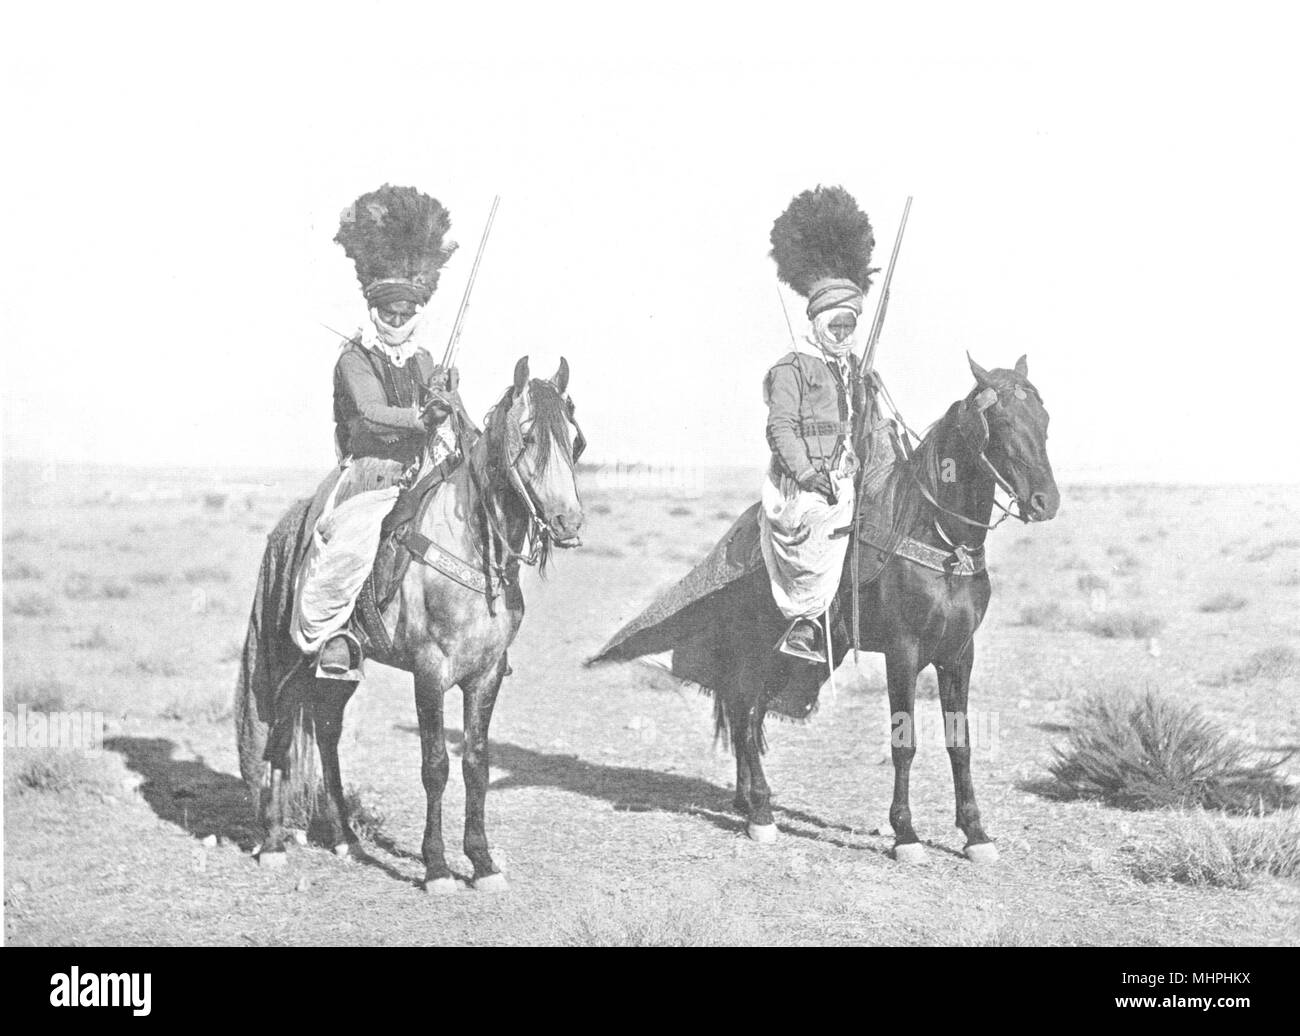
[874,374,1022,532]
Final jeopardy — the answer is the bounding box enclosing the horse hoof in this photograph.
[258,850,288,869]
[290,828,308,846]
[424,876,459,895]
[893,842,926,865]
[333,843,352,858]
[747,822,778,844]
[964,842,999,865]
[473,873,509,893]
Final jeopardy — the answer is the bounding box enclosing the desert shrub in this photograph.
[160,693,231,724]
[132,655,182,677]
[1048,691,1296,813]
[344,786,387,843]
[203,493,228,511]
[1017,601,1068,629]
[1246,538,1300,562]
[1076,573,1109,593]
[1083,610,1163,639]
[5,592,57,617]
[667,505,693,517]
[1198,592,1248,614]
[131,571,170,586]
[590,503,613,516]
[1208,645,1300,686]
[8,751,119,797]
[1106,546,1140,572]
[63,574,131,600]
[1127,809,1300,888]
[184,566,231,584]
[3,678,75,712]
[72,626,115,650]
[1278,571,1300,587]
[3,561,43,581]
[562,894,751,947]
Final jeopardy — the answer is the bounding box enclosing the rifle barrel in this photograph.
[441,194,501,369]
[861,195,912,374]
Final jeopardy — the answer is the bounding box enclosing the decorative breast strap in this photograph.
[855,523,986,576]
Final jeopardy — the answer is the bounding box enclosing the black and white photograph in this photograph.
[2,0,1297,978]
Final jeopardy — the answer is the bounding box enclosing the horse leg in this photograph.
[461,657,508,891]
[730,656,776,843]
[414,659,456,893]
[936,648,997,863]
[258,765,289,866]
[313,678,359,858]
[886,646,925,864]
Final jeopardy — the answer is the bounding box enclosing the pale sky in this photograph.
[3,2,1298,483]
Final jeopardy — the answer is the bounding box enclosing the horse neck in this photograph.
[901,407,997,551]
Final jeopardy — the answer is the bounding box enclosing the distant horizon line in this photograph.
[2,455,1297,490]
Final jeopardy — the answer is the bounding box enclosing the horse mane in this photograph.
[879,400,964,542]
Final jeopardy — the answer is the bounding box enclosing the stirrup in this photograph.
[316,630,365,681]
[775,618,827,664]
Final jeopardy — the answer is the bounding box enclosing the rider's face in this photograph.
[826,311,857,343]
[377,300,418,327]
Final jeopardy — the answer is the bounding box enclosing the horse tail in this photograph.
[282,696,319,828]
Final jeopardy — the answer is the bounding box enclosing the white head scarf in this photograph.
[807,306,859,359]
[364,306,425,365]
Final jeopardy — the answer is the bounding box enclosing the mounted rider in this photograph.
[762,185,889,664]
[291,184,462,677]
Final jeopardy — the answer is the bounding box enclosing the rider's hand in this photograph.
[427,365,459,393]
[419,391,453,427]
[797,468,837,503]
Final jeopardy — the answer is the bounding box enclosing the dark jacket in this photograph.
[764,348,872,482]
[333,340,438,465]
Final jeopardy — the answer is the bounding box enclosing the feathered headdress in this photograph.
[334,184,458,308]
[770,185,877,318]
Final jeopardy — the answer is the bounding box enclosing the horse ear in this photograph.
[512,355,530,397]
[551,356,570,394]
[967,352,993,387]
[1014,354,1028,377]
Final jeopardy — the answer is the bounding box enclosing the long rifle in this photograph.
[850,196,912,661]
[441,194,501,369]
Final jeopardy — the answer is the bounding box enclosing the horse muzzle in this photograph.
[549,511,584,546]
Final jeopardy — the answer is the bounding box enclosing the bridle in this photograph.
[889,383,1025,532]
[470,382,586,577]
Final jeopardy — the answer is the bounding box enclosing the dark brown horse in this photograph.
[715,354,1058,862]
[238,357,585,891]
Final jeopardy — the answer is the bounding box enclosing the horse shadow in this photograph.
[394,725,881,853]
[105,736,261,850]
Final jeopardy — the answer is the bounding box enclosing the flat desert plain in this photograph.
[3,462,1298,945]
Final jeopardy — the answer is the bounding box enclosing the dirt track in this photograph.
[4,464,1299,945]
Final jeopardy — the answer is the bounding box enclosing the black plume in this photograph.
[334,184,457,298]
[769,185,877,296]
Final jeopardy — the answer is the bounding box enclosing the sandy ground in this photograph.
[3,462,1299,945]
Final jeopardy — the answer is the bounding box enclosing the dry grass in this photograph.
[1127,810,1300,888]
[1246,538,1300,562]
[1083,610,1164,639]
[3,561,43,580]
[1207,645,1300,686]
[5,592,58,617]
[561,893,756,947]
[1049,691,1296,813]
[72,626,116,651]
[183,566,231,584]
[1198,592,1248,613]
[3,678,78,712]
[7,751,121,797]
